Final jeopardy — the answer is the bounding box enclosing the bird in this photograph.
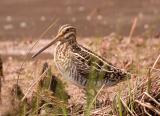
[32,24,130,88]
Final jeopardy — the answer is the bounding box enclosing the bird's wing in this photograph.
[74,44,117,72]
[71,44,130,86]
[71,44,113,85]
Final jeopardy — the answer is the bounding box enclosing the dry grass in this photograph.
[0,34,160,115]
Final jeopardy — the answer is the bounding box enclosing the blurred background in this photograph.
[0,0,160,40]
[0,1,160,115]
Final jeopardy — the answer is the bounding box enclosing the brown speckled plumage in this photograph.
[33,24,130,88]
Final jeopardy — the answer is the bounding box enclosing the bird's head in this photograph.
[32,24,77,58]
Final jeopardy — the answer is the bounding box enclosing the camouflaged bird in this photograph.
[32,24,130,88]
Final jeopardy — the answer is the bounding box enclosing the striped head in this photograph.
[57,24,77,43]
[32,24,77,58]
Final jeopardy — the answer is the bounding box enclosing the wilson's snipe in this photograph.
[32,24,130,88]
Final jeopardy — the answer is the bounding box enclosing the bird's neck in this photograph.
[60,39,77,48]
[56,40,77,54]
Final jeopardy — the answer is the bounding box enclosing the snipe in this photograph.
[32,24,130,88]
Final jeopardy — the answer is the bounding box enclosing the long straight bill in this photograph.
[32,35,60,58]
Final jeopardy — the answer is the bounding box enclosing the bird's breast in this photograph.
[54,42,72,77]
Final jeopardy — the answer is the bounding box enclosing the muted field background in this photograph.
[0,0,160,115]
[0,0,160,39]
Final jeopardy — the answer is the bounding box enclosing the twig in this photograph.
[144,107,152,116]
[135,100,160,115]
[127,17,138,44]
[120,98,137,116]
[91,106,110,115]
[144,92,160,106]
[21,67,49,101]
[148,53,160,93]
[150,54,160,73]
[148,67,160,72]
[26,102,54,115]
[16,18,59,85]
[90,84,105,105]
[142,93,152,116]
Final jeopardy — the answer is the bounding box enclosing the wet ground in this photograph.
[0,0,160,40]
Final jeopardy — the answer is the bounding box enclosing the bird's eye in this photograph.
[65,28,70,33]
